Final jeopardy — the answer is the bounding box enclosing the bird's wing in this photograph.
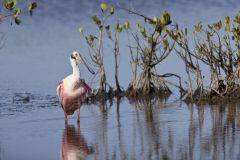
[82,80,92,94]
[57,81,63,97]
[74,79,92,96]
[57,81,64,106]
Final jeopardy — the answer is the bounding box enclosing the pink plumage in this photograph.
[60,123,93,160]
[57,80,91,119]
[57,51,94,121]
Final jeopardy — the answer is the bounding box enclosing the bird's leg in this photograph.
[76,119,80,131]
[65,119,68,126]
[76,108,80,122]
[64,111,68,121]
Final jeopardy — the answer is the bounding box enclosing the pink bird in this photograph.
[57,51,95,121]
[60,122,93,160]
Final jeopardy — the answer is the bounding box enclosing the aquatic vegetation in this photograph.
[79,3,117,98]
[121,8,176,97]
[80,3,240,103]
[173,14,240,103]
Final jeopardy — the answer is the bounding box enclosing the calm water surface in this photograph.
[1,0,240,159]
[0,91,240,160]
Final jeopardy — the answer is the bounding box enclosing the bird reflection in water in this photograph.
[60,122,93,160]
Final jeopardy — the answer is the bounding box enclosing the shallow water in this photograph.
[1,90,240,160]
[1,0,240,159]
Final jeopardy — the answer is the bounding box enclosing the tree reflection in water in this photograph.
[87,97,240,159]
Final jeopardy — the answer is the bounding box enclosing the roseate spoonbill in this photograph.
[57,51,94,121]
[60,122,93,160]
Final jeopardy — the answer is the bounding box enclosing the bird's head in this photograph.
[70,51,95,74]
[71,51,84,63]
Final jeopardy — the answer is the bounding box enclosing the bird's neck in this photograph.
[71,60,80,79]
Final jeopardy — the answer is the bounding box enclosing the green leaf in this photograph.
[107,31,111,39]
[88,35,97,42]
[105,25,110,31]
[28,2,32,11]
[135,22,139,29]
[105,25,111,38]
[109,6,115,15]
[4,0,17,10]
[172,31,179,40]
[28,2,37,13]
[194,23,202,33]
[140,27,147,38]
[14,17,21,25]
[91,15,101,26]
[153,17,157,23]
[224,16,230,24]
[159,11,171,25]
[100,3,108,12]
[213,20,222,31]
[115,23,122,33]
[140,27,145,33]
[32,2,37,10]
[234,15,240,24]
[13,8,21,18]
[28,2,37,16]
[123,20,130,30]
[233,26,240,41]
[12,0,17,7]
[79,27,84,34]
[225,25,230,32]
[9,0,17,10]
[4,0,9,7]
[224,16,230,32]
[4,3,10,10]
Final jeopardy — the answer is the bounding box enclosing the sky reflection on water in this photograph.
[0,92,240,159]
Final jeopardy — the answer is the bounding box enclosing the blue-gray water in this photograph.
[0,0,240,159]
